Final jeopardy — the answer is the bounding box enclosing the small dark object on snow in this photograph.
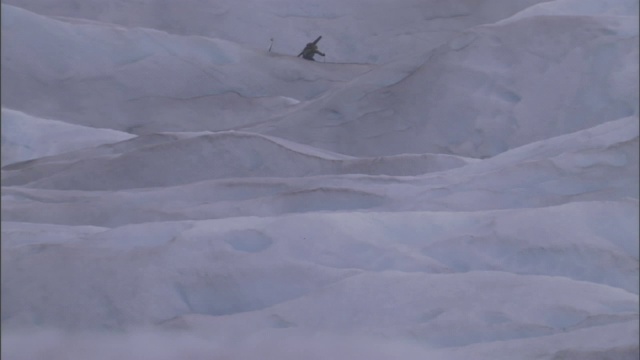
[298,36,325,61]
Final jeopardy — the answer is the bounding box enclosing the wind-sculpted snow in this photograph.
[3,1,637,158]
[1,4,373,134]
[403,116,639,210]
[1,320,638,360]
[2,0,551,63]
[3,202,638,330]
[1,131,477,190]
[249,10,639,157]
[1,108,135,166]
[1,0,638,359]
[500,0,639,22]
[164,271,637,345]
[3,117,634,226]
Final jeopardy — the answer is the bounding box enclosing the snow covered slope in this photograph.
[2,0,552,63]
[1,0,638,359]
[1,108,135,165]
[3,1,636,157]
[1,4,373,133]
[1,130,478,190]
[248,7,639,157]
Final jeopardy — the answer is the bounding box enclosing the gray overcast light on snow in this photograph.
[1,0,638,359]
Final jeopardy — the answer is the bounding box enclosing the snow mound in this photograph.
[1,131,476,190]
[2,117,636,227]
[1,108,134,166]
[406,116,639,210]
[172,271,637,346]
[3,200,637,332]
[502,0,639,23]
[1,320,638,360]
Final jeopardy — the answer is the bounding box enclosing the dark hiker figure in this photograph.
[298,36,325,61]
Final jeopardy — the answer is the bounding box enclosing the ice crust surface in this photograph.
[1,0,638,359]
